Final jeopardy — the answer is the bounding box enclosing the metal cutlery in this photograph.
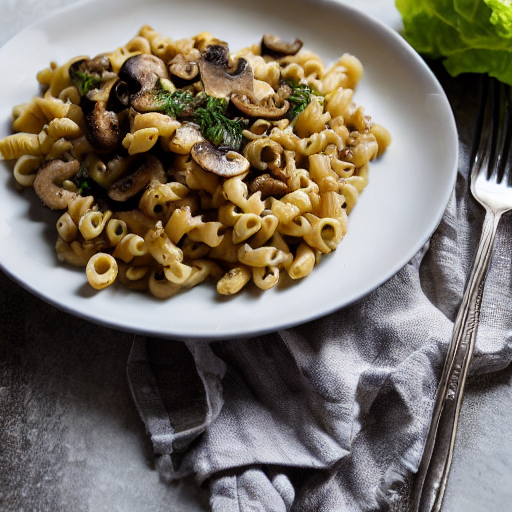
[412,76,512,512]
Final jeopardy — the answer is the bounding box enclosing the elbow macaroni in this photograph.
[0,28,391,297]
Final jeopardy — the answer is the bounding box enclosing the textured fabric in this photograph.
[127,72,512,511]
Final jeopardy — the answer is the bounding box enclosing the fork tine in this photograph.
[498,82,512,185]
[470,77,512,186]
[493,80,512,184]
[487,78,501,182]
[470,76,493,183]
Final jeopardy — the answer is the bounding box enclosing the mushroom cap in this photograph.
[108,154,166,202]
[130,91,162,113]
[201,43,230,67]
[230,92,289,119]
[82,78,126,153]
[119,54,170,112]
[107,80,130,112]
[68,58,92,80]
[69,54,112,82]
[33,159,80,210]
[119,54,169,96]
[261,34,303,58]
[191,141,250,177]
[84,100,122,153]
[198,45,254,98]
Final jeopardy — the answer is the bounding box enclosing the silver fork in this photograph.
[411,76,512,512]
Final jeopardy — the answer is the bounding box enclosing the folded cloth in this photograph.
[127,70,512,511]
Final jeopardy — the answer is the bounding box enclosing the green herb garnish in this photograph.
[73,71,102,96]
[193,96,247,151]
[286,82,322,120]
[153,84,195,118]
[154,83,246,150]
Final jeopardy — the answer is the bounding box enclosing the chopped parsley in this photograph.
[193,96,247,152]
[73,71,102,96]
[153,85,195,118]
[154,82,248,151]
[285,81,322,120]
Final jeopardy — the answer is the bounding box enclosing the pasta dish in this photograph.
[0,27,391,298]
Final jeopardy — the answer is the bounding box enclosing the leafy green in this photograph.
[153,84,247,150]
[395,0,512,84]
[193,96,247,151]
[285,82,322,120]
[73,71,102,96]
[153,85,195,118]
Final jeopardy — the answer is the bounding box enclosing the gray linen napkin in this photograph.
[127,70,512,511]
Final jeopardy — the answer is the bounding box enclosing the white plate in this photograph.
[0,0,458,340]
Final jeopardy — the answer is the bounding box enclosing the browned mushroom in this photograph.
[249,174,289,197]
[69,58,95,81]
[261,34,303,58]
[69,54,113,93]
[230,92,289,119]
[86,54,112,74]
[119,54,169,95]
[107,80,130,113]
[198,44,254,98]
[190,141,249,177]
[108,154,166,201]
[119,54,170,112]
[82,78,125,153]
[33,159,80,209]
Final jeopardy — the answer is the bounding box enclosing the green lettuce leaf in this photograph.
[395,0,512,84]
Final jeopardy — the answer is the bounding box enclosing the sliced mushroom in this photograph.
[119,54,169,95]
[249,174,289,197]
[68,58,93,80]
[81,77,129,153]
[67,54,119,106]
[119,54,170,112]
[261,34,303,58]
[107,80,130,112]
[82,82,121,153]
[108,154,166,201]
[230,92,289,119]
[191,141,249,177]
[198,44,254,98]
[86,107,118,152]
[83,54,112,73]
[33,159,80,210]
[69,54,112,88]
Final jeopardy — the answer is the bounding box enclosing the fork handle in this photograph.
[413,208,501,512]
